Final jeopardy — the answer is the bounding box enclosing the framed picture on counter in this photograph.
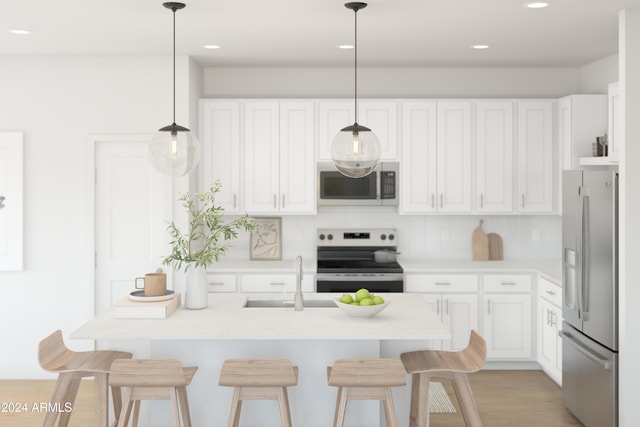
[250,217,282,260]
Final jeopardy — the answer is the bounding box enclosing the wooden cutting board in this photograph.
[471,219,489,261]
[487,232,503,260]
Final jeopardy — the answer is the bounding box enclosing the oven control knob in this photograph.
[389,234,395,241]
[380,234,387,240]
[327,234,333,240]
[319,234,325,240]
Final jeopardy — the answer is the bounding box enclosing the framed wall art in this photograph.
[250,217,282,260]
[0,131,24,271]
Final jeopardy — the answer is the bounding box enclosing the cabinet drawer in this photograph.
[538,276,562,307]
[206,273,237,293]
[406,274,479,293]
[483,274,532,292]
[240,273,315,293]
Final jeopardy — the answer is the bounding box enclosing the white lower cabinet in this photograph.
[537,277,562,385]
[482,274,533,360]
[206,273,237,293]
[406,274,479,351]
[240,273,315,293]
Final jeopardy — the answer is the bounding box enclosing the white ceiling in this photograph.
[2,0,640,68]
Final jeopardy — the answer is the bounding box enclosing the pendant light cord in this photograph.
[171,6,176,125]
[353,7,359,124]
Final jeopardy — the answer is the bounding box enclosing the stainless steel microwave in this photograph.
[317,161,399,206]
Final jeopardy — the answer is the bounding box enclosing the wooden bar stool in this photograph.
[400,330,487,427]
[327,358,406,427]
[38,329,132,427]
[218,358,298,427]
[108,359,198,427]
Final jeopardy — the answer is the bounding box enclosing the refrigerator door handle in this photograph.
[581,190,590,321]
[577,188,584,320]
[559,330,612,370]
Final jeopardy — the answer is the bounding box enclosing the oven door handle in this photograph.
[316,274,404,282]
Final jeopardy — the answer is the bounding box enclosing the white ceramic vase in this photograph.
[185,266,208,309]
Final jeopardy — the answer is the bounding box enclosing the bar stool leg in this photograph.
[383,387,398,427]
[57,376,81,427]
[117,387,134,427]
[333,386,348,427]
[178,387,193,427]
[451,373,482,427]
[227,387,242,427]
[131,400,141,427]
[43,372,74,427]
[169,388,181,427]
[276,387,293,427]
[409,372,431,427]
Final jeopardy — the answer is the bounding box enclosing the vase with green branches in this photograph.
[163,182,255,308]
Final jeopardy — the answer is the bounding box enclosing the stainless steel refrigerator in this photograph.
[561,170,618,427]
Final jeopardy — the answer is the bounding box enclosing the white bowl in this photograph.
[334,298,391,318]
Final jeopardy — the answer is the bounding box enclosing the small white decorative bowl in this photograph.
[334,298,391,318]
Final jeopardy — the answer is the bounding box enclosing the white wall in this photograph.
[0,55,191,378]
[204,66,581,98]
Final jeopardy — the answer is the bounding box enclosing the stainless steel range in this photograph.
[316,228,404,293]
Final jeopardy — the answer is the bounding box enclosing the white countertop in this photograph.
[70,293,450,341]
[400,259,562,284]
[210,258,562,285]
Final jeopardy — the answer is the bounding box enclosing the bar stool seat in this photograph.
[108,359,197,427]
[219,358,298,427]
[327,358,406,427]
[400,330,487,427]
[38,329,132,427]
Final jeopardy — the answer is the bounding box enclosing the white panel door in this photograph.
[442,293,479,351]
[244,102,280,213]
[200,100,241,213]
[359,100,398,160]
[279,101,316,213]
[437,102,472,212]
[400,101,438,213]
[483,293,532,359]
[516,101,554,213]
[94,136,172,315]
[475,101,514,213]
[317,101,354,160]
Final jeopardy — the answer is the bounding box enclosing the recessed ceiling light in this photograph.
[471,44,490,50]
[523,1,551,8]
[9,29,31,35]
[337,44,354,49]
[203,45,221,50]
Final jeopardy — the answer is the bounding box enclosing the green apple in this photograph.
[355,288,371,302]
[340,293,354,304]
[359,298,375,306]
[350,302,359,305]
[372,295,385,305]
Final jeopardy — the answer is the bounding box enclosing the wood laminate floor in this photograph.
[0,370,583,426]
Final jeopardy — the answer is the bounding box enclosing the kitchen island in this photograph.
[72,292,449,427]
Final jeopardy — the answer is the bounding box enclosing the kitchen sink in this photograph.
[244,299,337,308]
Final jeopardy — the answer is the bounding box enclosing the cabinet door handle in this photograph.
[501,282,517,286]
[545,290,556,296]
[282,194,285,208]
[431,194,435,209]
[209,282,225,286]
[270,282,286,286]
[546,308,551,326]
[440,194,444,208]
[521,194,525,208]
[487,299,491,315]
[480,194,484,209]
[435,282,451,286]
[273,194,277,208]
[233,194,237,209]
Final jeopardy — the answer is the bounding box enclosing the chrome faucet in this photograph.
[294,256,304,311]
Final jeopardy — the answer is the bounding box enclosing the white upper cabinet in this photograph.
[437,101,473,212]
[200,100,242,213]
[317,100,398,161]
[516,101,554,213]
[401,101,472,213]
[475,101,514,213]
[244,101,315,214]
[400,101,438,213]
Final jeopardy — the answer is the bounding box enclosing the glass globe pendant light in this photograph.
[331,2,381,178]
[149,2,201,176]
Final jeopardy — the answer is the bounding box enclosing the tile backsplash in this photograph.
[224,207,562,262]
